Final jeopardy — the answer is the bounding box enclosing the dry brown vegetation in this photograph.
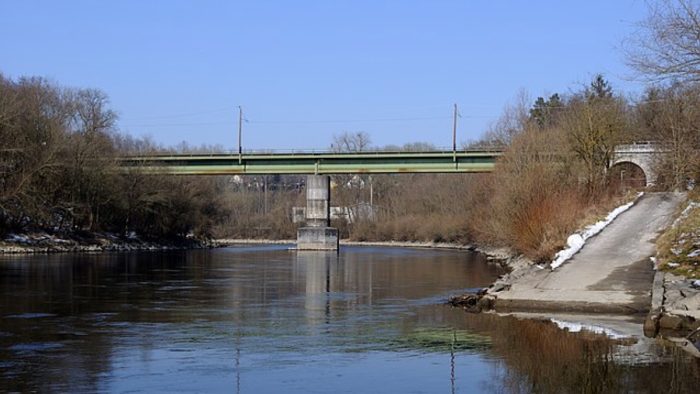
[0,75,229,240]
[328,68,699,262]
[214,182,304,239]
[333,75,657,262]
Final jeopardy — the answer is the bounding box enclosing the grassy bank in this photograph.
[656,192,700,279]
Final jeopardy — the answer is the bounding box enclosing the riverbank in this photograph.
[1,232,517,262]
[216,238,517,261]
[484,193,683,315]
[643,192,700,335]
[646,267,700,335]
[0,231,213,254]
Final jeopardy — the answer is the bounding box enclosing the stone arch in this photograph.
[609,161,648,190]
[611,155,656,187]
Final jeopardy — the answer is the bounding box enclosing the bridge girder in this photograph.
[117,151,501,175]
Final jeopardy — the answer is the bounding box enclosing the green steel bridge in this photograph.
[117,150,502,175]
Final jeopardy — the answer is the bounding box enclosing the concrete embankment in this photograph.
[489,193,685,315]
[646,271,700,334]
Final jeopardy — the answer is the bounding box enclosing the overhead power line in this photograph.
[120,107,231,121]
[120,121,233,127]
[247,115,452,124]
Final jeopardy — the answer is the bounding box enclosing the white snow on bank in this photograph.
[4,234,30,243]
[550,192,644,270]
[551,319,628,339]
[672,201,700,227]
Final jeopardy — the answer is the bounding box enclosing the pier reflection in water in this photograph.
[0,246,698,393]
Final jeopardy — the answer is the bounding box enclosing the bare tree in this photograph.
[64,89,118,230]
[563,97,629,194]
[0,74,232,239]
[637,84,700,188]
[0,77,70,229]
[480,89,530,147]
[331,131,371,152]
[328,132,372,216]
[626,0,700,82]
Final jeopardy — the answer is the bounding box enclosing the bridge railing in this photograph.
[119,146,505,158]
[614,141,661,153]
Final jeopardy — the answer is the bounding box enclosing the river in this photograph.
[0,245,698,393]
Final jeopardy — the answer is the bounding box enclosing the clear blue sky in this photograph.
[0,0,649,150]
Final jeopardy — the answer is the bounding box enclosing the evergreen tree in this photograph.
[529,93,563,129]
[586,74,613,100]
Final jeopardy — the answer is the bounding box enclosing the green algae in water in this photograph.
[389,328,492,352]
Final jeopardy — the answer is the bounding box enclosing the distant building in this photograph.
[292,202,376,224]
[292,207,306,224]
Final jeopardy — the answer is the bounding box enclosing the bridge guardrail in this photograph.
[117,147,505,158]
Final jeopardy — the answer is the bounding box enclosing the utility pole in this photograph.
[263,175,268,215]
[452,103,458,163]
[238,106,243,164]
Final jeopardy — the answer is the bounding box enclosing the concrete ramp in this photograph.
[496,193,684,314]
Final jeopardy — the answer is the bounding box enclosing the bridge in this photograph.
[117,150,502,175]
[118,144,661,251]
[610,142,659,187]
[118,149,500,251]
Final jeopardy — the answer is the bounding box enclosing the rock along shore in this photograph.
[1,232,213,254]
[645,271,700,335]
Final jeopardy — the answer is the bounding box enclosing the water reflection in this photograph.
[403,307,700,393]
[0,246,698,393]
[295,251,336,328]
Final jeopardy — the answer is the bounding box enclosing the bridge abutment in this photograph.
[297,175,339,251]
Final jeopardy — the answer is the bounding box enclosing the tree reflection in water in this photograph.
[1,248,699,393]
[408,307,700,393]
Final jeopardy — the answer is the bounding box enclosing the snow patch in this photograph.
[550,193,643,270]
[551,319,628,339]
[673,201,700,228]
[5,234,30,243]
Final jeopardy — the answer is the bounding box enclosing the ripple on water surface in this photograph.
[0,246,698,393]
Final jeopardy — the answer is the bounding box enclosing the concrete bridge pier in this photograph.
[297,175,339,251]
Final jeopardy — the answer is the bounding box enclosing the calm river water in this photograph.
[1,245,698,393]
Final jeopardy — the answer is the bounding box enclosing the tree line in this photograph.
[0,75,229,240]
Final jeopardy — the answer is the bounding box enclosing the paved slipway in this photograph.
[494,193,684,314]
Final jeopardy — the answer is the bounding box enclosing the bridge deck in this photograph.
[117,150,501,175]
